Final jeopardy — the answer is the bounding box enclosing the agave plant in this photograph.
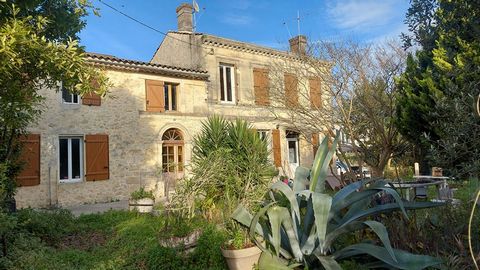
[233,134,444,269]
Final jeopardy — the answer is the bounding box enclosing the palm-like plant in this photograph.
[233,133,444,269]
[173,115,274,219]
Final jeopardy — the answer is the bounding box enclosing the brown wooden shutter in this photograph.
[272,129,282,167]
[309,77,322,108]
[82,92,101,106]
[312,133,320,157]
[253,68,270,105]
[16,134,41,186]
[85,134,109,181]
[284,73,298,107]
[145,80,165,112]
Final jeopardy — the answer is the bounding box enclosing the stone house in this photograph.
[15,3,329,208]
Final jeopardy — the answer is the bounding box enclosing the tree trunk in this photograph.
[371,166,384,178]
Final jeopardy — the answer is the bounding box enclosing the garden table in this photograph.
[391,180,446,201]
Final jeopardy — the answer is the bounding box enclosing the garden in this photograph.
[0,116,479,270]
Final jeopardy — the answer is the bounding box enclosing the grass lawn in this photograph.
[0,210,227,270]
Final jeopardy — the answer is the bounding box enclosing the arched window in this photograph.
[162,128,184,173]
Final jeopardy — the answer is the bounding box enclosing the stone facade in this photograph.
[15,4,330,208]
[16,68,208,208]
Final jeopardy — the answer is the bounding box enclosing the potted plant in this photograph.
[220,224,262,270]
[129,187,155,213]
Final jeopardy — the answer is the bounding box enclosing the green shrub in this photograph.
[160,214,205,239]
[191,225,227,269]
[15,208,75,246]
[147,246,188,270]
[130,187,155,200]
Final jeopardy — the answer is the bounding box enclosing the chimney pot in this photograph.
[176,3,193,32]
[289,35,307,55]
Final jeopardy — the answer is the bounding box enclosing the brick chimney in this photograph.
[289,35,307,55]
[176,3,193,32]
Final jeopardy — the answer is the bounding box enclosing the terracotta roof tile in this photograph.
[85,52,209,80]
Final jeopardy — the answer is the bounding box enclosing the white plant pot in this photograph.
[129,198,154,213]
[221,245,262,270]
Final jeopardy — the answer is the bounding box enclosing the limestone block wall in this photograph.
[15,69,208,208]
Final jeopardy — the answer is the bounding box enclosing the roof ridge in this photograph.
[85,52,209,80]
[85,52,208,74]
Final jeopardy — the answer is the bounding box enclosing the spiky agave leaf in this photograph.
[334,243,443,270]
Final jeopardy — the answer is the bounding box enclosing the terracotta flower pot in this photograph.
[129,198,154,213]
[221,245,262,270]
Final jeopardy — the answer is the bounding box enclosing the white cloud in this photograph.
[327,0,397,30]
[221,14,253,26]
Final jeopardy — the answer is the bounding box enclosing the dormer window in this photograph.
[219,64,235,104]
[62,86,79,104]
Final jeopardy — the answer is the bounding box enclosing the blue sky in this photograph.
[79,0,410,62]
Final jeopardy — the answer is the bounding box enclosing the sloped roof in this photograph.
[86,52,209,80]
[161,31,302,60]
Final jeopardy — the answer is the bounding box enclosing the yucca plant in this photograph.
[233,133,444,269]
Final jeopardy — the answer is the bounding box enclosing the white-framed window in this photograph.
[164,83,177,111]
[287,132,300,165]
[219,64,235,103]
[61,85,79,104]
[59,136,83,182]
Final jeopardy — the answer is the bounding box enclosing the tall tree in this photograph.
[396,0,440,172]
[0,0,97,42]
[268,40,409,177]
[0,4,109,210]
[397,0,480,178]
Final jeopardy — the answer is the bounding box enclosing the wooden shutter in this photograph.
[85,134,109,181]
[312,133,319,157]
[145,80,165,112]
[253,68,269,105]
[272,129,282,167]
[82,92,101,106]
[16,134,41,186]
[309,77,322,108]
[284,73,298,107]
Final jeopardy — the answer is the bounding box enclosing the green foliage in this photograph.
[191,224,228,269]
[171,115,275,219]
[147,224,228,270]
[397,0,480,178]
[0,4,110,209]
[380,197,480,269]
[15,208,75,245]
[0,0,97,42]
[233,134,443,269]
[130,187,155,200]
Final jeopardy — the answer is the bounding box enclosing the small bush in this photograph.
[130,187,155,200]
[15,208,75,246]
[147,246,189,270]
[191,224,227,269]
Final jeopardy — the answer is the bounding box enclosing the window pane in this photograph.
[171,85,176,111]
[288,141,297,163]
[219,66,225,101]
[73,94,78,104]
[164,84,169,111]
[62,87,72,103]
[59,139,69,179]
[71,138,81,179]
[226,67,232,101]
